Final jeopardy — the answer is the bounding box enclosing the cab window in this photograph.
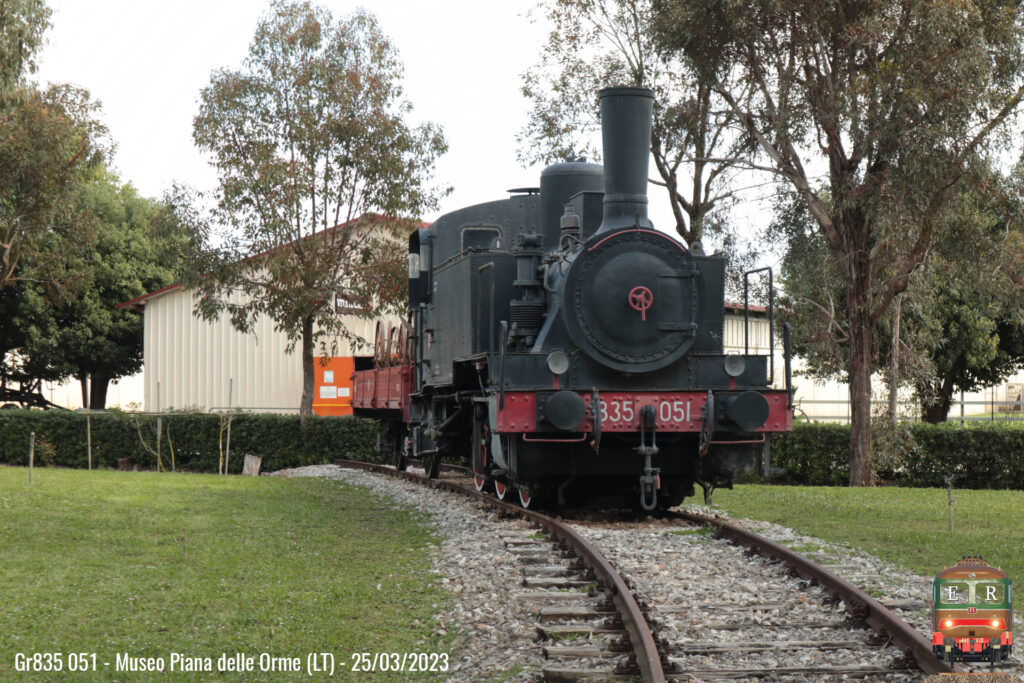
[976,582,1006,604]
[461,226,501,250]
[939,581,969,605]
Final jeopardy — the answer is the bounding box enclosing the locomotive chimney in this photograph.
[596,86,654,235]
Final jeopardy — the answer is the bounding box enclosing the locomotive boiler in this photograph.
[352,86,794,509]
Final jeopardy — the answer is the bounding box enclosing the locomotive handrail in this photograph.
[743,266,775,385]
[477,262,495,358]
[414,306,424,390]
[499,320,508,409]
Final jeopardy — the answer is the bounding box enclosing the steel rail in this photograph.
[333,459,667,682]
[673,511,961,676]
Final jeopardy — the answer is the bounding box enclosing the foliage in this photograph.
[769,190,848,381]
[519,0,754,247]
[711,484,1024,614]
[908,173,1024,421]
[0,467,449,680]
[0,0,50,96]
[185,1,447,418]
[0,167,181,408]
[0,1,116,406]
[768,423,851,486]
[770,421,1024,489]
[772,168,1024,422]
[653,0,1024,484]
[0,409,379,472]
[0,83,109,292]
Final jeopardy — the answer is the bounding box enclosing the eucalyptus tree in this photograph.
[0,0,50,97]
[1,0,108,293]
[654,0,1024,484]
[188,1,447,418]
[520,0,753,245]
[773,170,1024,425]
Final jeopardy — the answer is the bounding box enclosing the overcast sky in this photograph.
[31,2,546,219]
[32,0,715,233]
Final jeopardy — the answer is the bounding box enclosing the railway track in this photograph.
[571,513,962,680]
[334,459,961,681]
[335,459,666,681]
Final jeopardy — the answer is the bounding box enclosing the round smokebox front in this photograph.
[563,230,700,373]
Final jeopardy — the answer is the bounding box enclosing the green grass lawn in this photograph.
[0,467,449,681]
[712,484,1024,590]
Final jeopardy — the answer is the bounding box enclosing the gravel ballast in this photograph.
[273,464,548,681]
[274,465,1024,681]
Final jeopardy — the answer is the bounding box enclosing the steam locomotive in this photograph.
[352,87,793,509]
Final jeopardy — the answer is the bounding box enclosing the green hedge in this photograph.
[0,409,379,473]
[771,421,1024,488]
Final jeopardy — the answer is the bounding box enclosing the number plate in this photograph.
[582,393,707,432]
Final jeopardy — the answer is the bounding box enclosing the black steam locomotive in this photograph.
[353,87,793,509]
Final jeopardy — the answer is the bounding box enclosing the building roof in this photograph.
[116,283,184,311]
[724,301,769,314]
[116,213,428,311]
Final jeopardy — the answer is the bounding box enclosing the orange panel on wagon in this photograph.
[312,356,355,416]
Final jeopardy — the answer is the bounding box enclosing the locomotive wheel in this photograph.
[423,452,440,479]
[393,435,408,472]
[517,487,533,509]
[494,479,509,500]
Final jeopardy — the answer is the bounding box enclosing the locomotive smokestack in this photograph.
[596,86,654,234]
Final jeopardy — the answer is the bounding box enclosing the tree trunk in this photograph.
[921,378,955,424]
[299,315,315,424]
[78,373,89,409]
[89,373,109,410]
[887,295,901,421]
[846,242,875,487]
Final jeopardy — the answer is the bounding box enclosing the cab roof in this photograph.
[936,556,1008,581]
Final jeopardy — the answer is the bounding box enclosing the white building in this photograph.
[118,283,382,415]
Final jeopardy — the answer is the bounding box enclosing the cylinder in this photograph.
[596,86,654,234]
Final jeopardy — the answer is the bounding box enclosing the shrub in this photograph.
[0,409,379,473]
[770,421,1024,489]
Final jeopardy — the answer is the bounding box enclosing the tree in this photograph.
[771,167,1024,425]
[0,166,182,408]
[57,168,181,408]
[187,1,447,419]
[904,174,1024,422]
[654,0,1024,484]
[520,0,753,245]
[1,0,109,293]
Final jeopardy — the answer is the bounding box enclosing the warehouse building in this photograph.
[118,284,385,415]
[117,214,409,415]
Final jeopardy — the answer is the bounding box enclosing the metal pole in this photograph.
[946,476,955,533]
[29,432,34,484]
[86,414,92,470]
[226,379,233,474]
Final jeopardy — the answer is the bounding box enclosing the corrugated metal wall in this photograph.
[723,312,771,353]
[143,287,379,413]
